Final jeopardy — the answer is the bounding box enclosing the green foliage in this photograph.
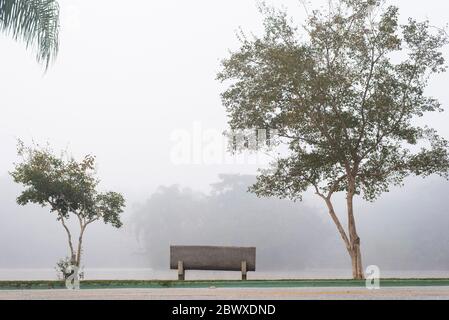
[10,141,125,228]
[218,0,449,202]
[0,0,60,68]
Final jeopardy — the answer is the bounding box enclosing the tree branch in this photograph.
[60,217,75,261]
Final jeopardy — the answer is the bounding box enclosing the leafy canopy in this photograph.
[218,0,449,201]
[10,142,125,228]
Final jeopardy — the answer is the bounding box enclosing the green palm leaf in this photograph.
[0,0,60,69]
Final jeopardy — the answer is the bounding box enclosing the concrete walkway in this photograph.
[1,287,449,300]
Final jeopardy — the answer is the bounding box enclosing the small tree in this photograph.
[11,142,126,269]
[218,0,449,279]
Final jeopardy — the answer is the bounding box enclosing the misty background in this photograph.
[1,0,449,279]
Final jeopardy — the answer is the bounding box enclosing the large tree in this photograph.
[218,0,449,279]
[0,0,59,68]
[11,142,126,268]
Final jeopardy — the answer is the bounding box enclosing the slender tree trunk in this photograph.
[60,217,88,268]
[347,178,364,280]
[76,226,86,267]
[320,180,365,280]
[349,243,364,280]
[60,218,76,266]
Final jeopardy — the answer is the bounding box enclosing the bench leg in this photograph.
[178,261,185,281]
[241,261,247,281]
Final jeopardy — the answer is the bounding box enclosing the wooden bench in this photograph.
[170,245,256,281]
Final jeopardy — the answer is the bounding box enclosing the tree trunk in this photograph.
[60,218,77,266]
[75,226,86,267]
[349,244,364,280]
[321,178,365,280]
[347,178,364,280]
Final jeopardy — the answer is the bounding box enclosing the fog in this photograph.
[1,0,449,279]
[131,174,449,272]
[1,173,448,277]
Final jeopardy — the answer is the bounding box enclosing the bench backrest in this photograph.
[170,245,256,272]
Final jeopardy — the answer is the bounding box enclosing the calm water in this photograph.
[0,269,448,281]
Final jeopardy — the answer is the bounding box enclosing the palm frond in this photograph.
[0,0,60,69]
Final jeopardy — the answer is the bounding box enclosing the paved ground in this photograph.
[1,287,449,300]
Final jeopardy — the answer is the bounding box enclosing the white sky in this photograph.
[1,0,449,203]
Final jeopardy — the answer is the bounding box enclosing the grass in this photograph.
[1,279,449,290]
